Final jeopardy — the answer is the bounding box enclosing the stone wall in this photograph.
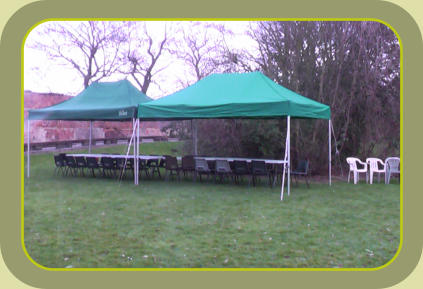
[24,91,168,143]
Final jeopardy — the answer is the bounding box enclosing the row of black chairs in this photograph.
[163,155,310,187]
[54,154,310,186]
[53,154,165,179]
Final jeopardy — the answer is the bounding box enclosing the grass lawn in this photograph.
[23,142,400,268]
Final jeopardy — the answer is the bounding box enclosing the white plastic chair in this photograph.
[366,158,385,184]
[346,157,368,184]
[385,157,400,184]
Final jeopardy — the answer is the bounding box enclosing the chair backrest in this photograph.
[115,158,126,169]
[158,157,166,167]
[366,158,383,171]
[54,155,66,167]
[346,157,360,171]
[147,158,159,166]
[296,159,309,173]
[385,157,400,173]
[75,156,87,167]
[126,158,134,169]
[146,156,158,166]
[195,158,210,172]
[139,159,147,168]
[65,156,77,167]
[251,160,267,174]
[165,156,178,169]
[101,157,115,169]
[207,160,216,171]
[182,155,195,170]
[233,160,249,174]
[86,157,99,168]
[215,159,231,173]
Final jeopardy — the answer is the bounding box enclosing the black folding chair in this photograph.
[291,159,310,187]
[116,157,133,180]
[64,156,78,176]
[75,156,87,177]
[101,157,116,178]
[194,158,211,182]
[215,159,233,183]
[53,154,66,176]
[147,157,161,179]
[86,157,101,177]
[137,159,151,179]
[207,160,216,175]
[232,160,250,185]
[182,155,196,181]
[165,156,181,181]
[251,160,272,186]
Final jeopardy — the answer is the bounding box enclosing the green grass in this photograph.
[24,142,400,268]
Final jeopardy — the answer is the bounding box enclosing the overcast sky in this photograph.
[24,21,258,99]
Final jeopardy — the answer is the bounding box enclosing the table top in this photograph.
[67,153,287,164]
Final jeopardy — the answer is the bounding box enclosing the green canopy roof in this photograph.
[138,72,330,120]
[28,79,152,121]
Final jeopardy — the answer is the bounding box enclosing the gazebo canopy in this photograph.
[28,79,152,121]
[137,72,330,120]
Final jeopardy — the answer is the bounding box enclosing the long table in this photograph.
[67,153,287,165]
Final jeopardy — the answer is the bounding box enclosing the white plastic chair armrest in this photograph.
[377,159,385,170]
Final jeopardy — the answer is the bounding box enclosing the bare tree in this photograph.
[119,22,170,94]
[173,22,232,82]
[27,21,126,88]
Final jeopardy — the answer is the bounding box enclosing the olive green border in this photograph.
[1,0,422,288]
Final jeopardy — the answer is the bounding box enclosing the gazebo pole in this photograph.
[280,130,289,201]
[27,119,30,178]
[329,119,332,186]
[137,118,140,185]
[287,116,291,196]
[124,119,136,182]
[88,121,93,153]
[280,116,291,201]
[133,118,137,185]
